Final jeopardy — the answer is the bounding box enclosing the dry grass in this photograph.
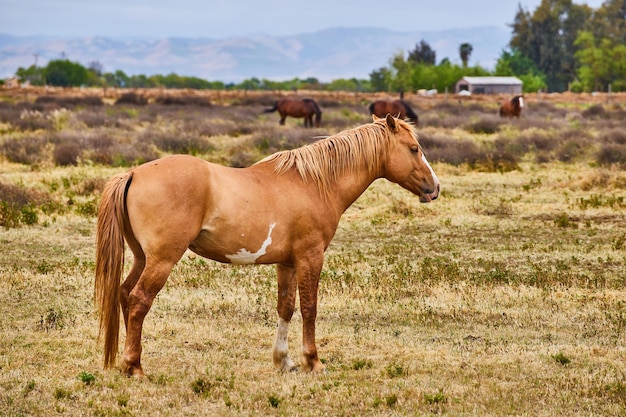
[1,89,626,416]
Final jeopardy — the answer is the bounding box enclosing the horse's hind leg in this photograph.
[121,257,179,377]
[120,230,146,331]
[120,248,146,331]
[273,264,298,372]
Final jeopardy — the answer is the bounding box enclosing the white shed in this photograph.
[455,76,523,95]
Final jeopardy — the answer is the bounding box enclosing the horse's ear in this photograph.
[385,114,398,132]
[372,114,381,122]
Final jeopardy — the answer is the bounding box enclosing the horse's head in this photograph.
[514,95,525,110]
[377,114,440,203]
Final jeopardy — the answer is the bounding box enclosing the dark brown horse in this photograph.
[369,99,419,126]
[264,98,322,128]
[499,95,525,118]
[95,115,440,377]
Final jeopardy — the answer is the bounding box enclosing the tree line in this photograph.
[8,0,625,93]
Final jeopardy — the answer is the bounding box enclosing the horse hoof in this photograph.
[121,363,145,378]
[311,363,326,374]
[279,359,298,373]
[301,357,325,373]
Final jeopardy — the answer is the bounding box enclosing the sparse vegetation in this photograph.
[1,88,626,416]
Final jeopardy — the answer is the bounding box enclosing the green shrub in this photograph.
[424,389,448,405]
[78,371,96,385]
[552,352,571,365]
[268,394,282,408]
[0,182,51,228]
[191,378,212,395]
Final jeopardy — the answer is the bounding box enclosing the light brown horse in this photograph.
[499,95,525,118]
[263,97,322,128]
[369,99,419,126]
[95,115,440,377]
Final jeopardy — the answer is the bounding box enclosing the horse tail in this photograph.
[263,101,278,113]
[95,171,133,369]
[311,99,322,125]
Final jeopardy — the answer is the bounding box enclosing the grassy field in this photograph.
[1,88,626,416]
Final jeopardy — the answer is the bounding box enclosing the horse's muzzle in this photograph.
[420,183,440,203]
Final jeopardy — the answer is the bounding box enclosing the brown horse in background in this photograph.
[499,95,525,118]
[369,99,419,126]
[95,115,440,378]
[264,97,322,127]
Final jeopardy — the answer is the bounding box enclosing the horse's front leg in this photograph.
[296,257,325,372]
[273,264,298,371]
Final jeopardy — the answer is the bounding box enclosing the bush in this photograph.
[76,109,113,128]
[229,149,261,168]
[248,126,314,157]
[0,135,49,165]
[555,140,583,163]
[144,130,215,155]
[420,133,482,166]
[465,116,503,134]
[13,108,54,131]
[34,95,103,107]
[599,128,626,145]
[597,144,626,168]
[155,95,211,106]
[111,142,159,166]
[54,141,81,166]
[115,92,148,105]
[0,182,51,228]
[582,105,606,119]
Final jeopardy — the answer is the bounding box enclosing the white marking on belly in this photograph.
[226,222,276,264]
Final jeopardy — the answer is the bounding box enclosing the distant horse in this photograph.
[95,115,440,377]
[499,95,525,118]
[264,97,322,128]
[369,99,419,126]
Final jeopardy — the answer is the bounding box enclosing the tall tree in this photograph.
[459,43,473,67]
[44,59,89,87]
[495,48,547,92]
[509,0,591,92]
[589,0,626,43]
[369,67,392,92]
[574,30,626,91]
[407,40,436,65]
[390,52,413,94]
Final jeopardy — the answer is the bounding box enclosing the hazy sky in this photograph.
[1,0,607,38]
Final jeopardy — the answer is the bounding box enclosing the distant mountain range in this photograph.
[0,27,510,83]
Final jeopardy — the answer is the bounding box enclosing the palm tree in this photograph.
[459,43,473,68]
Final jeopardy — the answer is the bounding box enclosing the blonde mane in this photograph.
[257,118,416,197]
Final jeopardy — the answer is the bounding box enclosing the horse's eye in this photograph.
[410,147,419,154]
